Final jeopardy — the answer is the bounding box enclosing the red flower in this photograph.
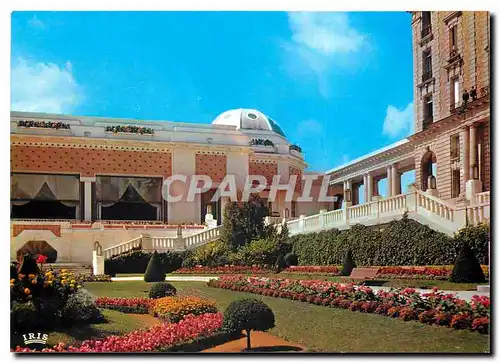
[36,255,48,264]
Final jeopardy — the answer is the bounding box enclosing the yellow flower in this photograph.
[61,269,67,273]
[70,284,75,288]
[31,279,37,284]
[77,285,82,289]
[10,279,15,284]
[70,280,76,284]
[18,274,25,279]
[24,288,31,295]
[28,274,35,279]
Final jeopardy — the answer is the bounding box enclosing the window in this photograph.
[422,49,432,82]
[421,12,432,38]
[449,25,457,54]
[451,169,461,198]
[450,77,460,109]
[423,95,433,127]
[450,134,460,160]
[291,201,297,218]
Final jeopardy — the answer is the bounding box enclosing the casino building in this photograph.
[10,109,338,264]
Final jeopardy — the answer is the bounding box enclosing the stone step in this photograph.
[477,285,490,293]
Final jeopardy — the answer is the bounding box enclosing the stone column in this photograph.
[461,126,470,182]
[469,124,477,177]
[372,177,379,198]
[386,166,392,197]
[391,164,398,196]
[362,175,368,203]
[343,179,352,207]
[80,176,96,222]
[366,173,373,202]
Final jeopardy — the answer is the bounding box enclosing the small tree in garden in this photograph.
[144,251,165,282]
[450,242,486,283]
[223,299,275,350]
[219,194,270,249]
[340,248,356,276]
[275,254,286,273]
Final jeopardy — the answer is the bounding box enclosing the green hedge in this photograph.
[289,218,489,266]
[105,250,188,276]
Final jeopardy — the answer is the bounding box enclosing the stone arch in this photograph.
[421,149,437,191]
[16,240,57,263]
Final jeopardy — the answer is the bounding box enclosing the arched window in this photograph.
[421,150,437,191]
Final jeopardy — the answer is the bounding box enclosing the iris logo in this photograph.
[22,332,48,346]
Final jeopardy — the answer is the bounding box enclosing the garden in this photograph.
[11,197,490,353]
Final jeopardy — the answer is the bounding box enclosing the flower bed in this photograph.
[95,297,153,314]
[150,296,218,323]
[173,265,273,275]
[14,313,223,352]
[76,274,112,283]
[208,276,489,334]
[377,265,489,280]
[283,266,340,275]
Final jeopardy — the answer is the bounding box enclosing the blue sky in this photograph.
[11,11,415,189]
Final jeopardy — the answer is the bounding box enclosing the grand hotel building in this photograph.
[10,11,490,265]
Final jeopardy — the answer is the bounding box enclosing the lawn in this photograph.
[84,281,490,353]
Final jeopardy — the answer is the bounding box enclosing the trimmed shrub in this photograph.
[105,250,186,276]
[189,240,232,267]
[289,217,488,266]
[61,289,104,325]
[222,299,275,350]
[450,243,486,283]
[144,251,166,282]
[235,238,280,266]
[454,222,489,264]
[340,249,356,276]
[275,254,286,273]
[149,282,177,299]
[284,252,298,267]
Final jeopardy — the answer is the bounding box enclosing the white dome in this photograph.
[212,108,286,137]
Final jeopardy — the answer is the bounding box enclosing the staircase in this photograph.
[102,225,222,259]
[285,190,490,237]
[100,190,489,260]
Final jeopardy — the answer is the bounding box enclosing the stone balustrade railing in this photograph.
[185,226,221,248]
[103,236,142,259]
[475,191,490,204]
[285,190,489,237]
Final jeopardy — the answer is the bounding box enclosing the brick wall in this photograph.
[11,145,172,177]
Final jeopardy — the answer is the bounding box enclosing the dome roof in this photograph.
[212,109,286,137]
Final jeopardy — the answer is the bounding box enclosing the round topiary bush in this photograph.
[284,252,298,267]
[149,282,177,299]
[223,298,275,350]
[144,251,166,283]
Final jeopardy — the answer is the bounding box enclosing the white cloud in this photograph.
[11,58,83,114]
[382,102,414,138]
[283,12,368,97]
[288,12,366,56]
[28,15,45,29]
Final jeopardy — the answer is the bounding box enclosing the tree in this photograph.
[219,194,270,249]
[340,248,356,276]
[143,251,165,282]
[223,299,275,350]
[450,242,486,283]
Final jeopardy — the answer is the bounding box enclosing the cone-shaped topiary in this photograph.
[275,254,286,273]
[144,251,166,282]
[284,252,298,267]
[450,242,486,283]
[340,248,356,276]
[222,298,275,350]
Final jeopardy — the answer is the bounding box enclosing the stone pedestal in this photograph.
[92,251,104,275]
[141,234,152,251]
[466,179,483,201]
[426,188,439,197]
[205,213,217,228]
